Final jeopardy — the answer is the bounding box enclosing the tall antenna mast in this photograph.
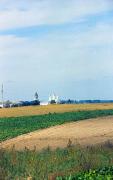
[1,83,4,107]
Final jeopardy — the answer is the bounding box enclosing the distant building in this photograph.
[40,101,48,106]
[0,104,3,108]
[48,94,59,104]
[34,92,39,101]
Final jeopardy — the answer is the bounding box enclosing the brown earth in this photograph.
[1,103,113,118]
[0,116,113,151]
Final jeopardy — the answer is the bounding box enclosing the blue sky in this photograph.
[0,0,113,101]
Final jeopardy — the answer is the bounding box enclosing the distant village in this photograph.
[0,84,113,108]
[0,91,59,108]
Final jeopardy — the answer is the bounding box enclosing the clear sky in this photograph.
[0,0,113,101]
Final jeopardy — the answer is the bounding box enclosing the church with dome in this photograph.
[48,94,59,104]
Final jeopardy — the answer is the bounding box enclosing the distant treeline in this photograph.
[59,99,113,104]
[1,99,113,108]
[1,100,40,108]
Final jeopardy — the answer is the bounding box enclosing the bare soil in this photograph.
[0,116,113,151]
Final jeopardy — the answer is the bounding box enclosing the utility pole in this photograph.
[1,83,4,107]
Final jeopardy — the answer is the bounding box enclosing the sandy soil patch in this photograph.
[0,116,113,151]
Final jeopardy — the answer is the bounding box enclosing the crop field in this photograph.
[1,115,113,151]
[0,103,113,118]
[0,107,113,179]
[1,109,113,143]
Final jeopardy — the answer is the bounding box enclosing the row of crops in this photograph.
[1,109,113,142]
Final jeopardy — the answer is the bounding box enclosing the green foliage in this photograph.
[1,109,113,142]
[57,167,113,180]
[0,144,113,179]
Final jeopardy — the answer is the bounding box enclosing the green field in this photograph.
[1,109,113,142]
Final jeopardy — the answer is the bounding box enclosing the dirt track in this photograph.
[0,116,113,151]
